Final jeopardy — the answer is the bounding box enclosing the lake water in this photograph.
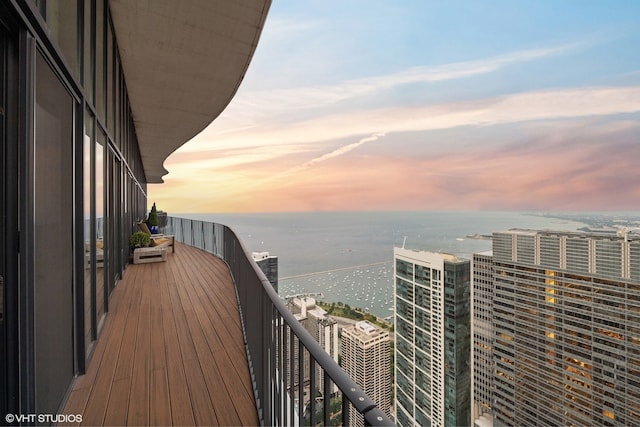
[173,211,587,318]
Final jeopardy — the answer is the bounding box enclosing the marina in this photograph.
[280,261,394,319]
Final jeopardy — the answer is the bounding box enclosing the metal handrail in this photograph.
[167,216,394,426]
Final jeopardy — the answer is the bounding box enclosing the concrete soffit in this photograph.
[109,0,271,183]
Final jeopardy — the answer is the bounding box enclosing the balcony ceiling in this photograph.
[109,0,270,183]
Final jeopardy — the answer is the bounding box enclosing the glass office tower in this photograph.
[394,247,470,427]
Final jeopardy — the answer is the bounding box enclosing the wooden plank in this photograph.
[185,269,255,400]
[171,247,249,425]
[112,282,141,381]
[213,348,261,426]
[57,389,90,427]
[159,263,196,426]
[199,352,243,426]
[102,378,130,426]
[184,250,256,401]
[179,248,246,354]
[170,254,228,417]
[149,368,172,426]
[126,264,151,426]
[164,256,199,363]
[183,361,218,425]
[148,263,172,425]
[60,242,258,426]
[79,268,142,426]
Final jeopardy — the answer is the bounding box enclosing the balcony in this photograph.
[62,242,258,425]
[62,218,393,426]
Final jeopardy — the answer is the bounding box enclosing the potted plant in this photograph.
[129,231,151,249]
[146,202,160,234]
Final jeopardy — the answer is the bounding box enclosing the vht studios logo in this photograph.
[5,413,83,424]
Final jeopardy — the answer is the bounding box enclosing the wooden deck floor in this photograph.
[61,242,259,426]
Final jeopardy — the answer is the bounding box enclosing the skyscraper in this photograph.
[394,247,471,427]
[287,297,339,396]
[491,229,640,426]
[471,250,495,427]
[341,320,392,427]
[252,251,279,291]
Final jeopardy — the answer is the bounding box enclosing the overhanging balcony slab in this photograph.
[109,0,271,183]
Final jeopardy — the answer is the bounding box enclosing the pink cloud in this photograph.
[150,115,640,213]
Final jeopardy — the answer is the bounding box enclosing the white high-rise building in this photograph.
[341,320,391,427]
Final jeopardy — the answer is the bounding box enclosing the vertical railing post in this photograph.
[309,356,316,426]
[342,387,351,426]
[277,314,284,426]
[298,344,304,423]
[282,323,288,426]
[289,327,295,425]
[261,280,269,426]
[324,371,331,426]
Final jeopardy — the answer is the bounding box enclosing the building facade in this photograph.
[491,229,640,426]
[471,250,495,427]
[0,0,268,418]
[341,320,391,427]
[287,297,339,396]
[394,247,471,427]
[252,251,279,291]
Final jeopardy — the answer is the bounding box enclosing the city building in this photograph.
[471,250,495,427]
[253,251,279,291]
[0,0,269,419]
[341,320,392,427]
[287,297,340,396]
[394,247,471,427]
[491,229,640,426]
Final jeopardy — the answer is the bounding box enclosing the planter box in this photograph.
[133,246,167,264]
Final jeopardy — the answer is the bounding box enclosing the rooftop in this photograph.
[344,321,390,343]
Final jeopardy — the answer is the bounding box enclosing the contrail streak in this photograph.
[274,132,386,180]
[301,132,386,167]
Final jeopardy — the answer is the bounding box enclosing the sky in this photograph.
[149,0,640,213]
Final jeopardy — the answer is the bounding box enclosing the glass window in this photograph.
[416,285,430,309]
[96,129,105,323]
[84,109,94,352]
[34,49,74,414]
[396,259,413,281]
[35,1,80,80]
[115,57,121,146]
[396,277,414,303]
[95,0,105,122]
[83,0,94,103]
[416,265,431,285]
[107,23,114,136]
[107,149,122,288]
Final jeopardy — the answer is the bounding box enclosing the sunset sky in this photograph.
[150,0,640,213]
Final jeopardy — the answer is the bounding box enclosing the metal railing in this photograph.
[167,216,394,426]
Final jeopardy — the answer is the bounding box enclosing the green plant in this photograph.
[129,231,151,248]
[147,202,159,227]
